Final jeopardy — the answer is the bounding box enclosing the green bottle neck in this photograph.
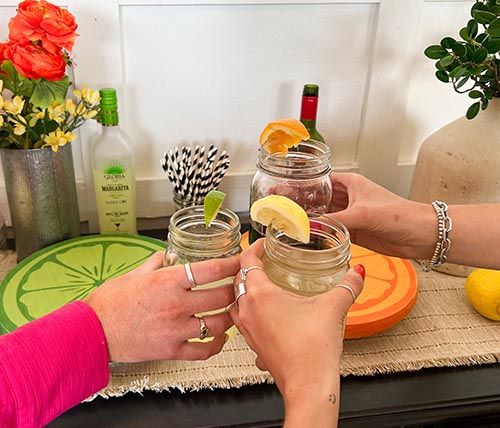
[101,110,119,126]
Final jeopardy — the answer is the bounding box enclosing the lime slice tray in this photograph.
[0,234,167,335]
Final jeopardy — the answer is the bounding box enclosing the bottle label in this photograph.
[93,162,137,234]
[300,96,319,121]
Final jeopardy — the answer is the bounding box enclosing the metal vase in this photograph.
[1,144,81,261]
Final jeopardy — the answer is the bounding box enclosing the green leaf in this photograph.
[460,26,473,41]
[472,2,487,14]
[449,65,468,79]
[473,10,497,24]
[487,17,500,37]
[476,33,489,44]
[451,43,467,57]
[481,98,489,110]
[469,90,483,98]
[30,77,70,109]
[455,76,469,89]
[484,38,500,53]
[467,19,479,38]
[472,47,489,62]
[441,37,456,49]
[424,45,448,59]
[466,101,481,120]
[439,55,455,67]
[435,70,449,83]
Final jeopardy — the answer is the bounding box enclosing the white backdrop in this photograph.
[0,0,475,231]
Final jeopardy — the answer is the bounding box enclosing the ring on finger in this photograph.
[197,316,210,340]
[234,281,247,307]
[184,262,198,289]
[334,284,356,304]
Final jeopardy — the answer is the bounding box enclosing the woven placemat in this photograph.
[1,249,499,398]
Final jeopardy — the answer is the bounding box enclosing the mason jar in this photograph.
[262,217,351,296]
[249,139,332,243]
[164,205,242,266]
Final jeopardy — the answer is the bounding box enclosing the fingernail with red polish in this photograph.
[354,264,366,279]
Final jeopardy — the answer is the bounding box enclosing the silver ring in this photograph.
[184,263,198,289]
[198,317,210,340]
[334,284,356,304]
[240,266,264,278]
[234,281,247,307]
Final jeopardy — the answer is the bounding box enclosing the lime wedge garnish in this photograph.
[204,190,227,228]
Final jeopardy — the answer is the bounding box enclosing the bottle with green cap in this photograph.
[91,88,137,234]
[299,84,325,143]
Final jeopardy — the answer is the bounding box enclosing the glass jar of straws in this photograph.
[162,144,231,211]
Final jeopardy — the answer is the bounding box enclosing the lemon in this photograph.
[204,189,227,228]
[465,268,500,321]
[250,194,310,243]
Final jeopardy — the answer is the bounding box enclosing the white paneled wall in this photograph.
[0,0,476,231]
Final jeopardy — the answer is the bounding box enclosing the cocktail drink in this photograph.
[165,206,241,266]
[261,217,351,296]
[249,138,332,243]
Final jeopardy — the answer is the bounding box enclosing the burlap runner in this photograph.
[1,249,499,398]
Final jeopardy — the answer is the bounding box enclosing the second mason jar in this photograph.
[165,205,242,266]
[262,217,351,296]
[249,139,332,243]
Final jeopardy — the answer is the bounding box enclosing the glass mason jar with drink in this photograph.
[262,216,351,296]
[164,205,242,266]
[249,137,332,244]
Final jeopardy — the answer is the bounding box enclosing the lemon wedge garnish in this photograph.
[250,195,310,243]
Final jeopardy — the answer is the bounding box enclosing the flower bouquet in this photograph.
[0,0,99,151]
[0,0,99,260]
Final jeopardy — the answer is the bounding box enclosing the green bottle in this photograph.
[300,84,325,143]
[91,88,137,234]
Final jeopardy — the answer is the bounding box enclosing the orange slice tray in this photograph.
[241,232,418,339]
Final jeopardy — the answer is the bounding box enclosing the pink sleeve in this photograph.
[0,301,110,428]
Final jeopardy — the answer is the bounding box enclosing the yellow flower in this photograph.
[42,129,77,152]
[0,116,3,127]
[4,96,25,115]
[47,102,65,124]
[11,116,27,135]
[65,98,76,116]
[29,108,46,127]
[74,84,99,105]
[83,109,98,120]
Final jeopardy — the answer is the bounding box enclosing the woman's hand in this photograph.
[328,172,437,260]
[84,252,240,362]
[230,239,365,428]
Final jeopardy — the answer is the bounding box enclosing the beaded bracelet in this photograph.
[420,200,453,272]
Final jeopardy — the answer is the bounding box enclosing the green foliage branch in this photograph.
[425,0,500,119]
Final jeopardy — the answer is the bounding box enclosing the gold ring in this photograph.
[198,317,210,340]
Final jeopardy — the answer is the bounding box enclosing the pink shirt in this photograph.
[0,301,110,427]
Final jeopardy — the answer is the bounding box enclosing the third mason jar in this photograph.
[262,217,351,296]
[249,139,332,243]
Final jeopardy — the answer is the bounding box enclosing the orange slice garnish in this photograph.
[259,118,310,154]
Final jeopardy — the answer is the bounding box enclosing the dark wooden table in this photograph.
[48,363,500,427]
[45,228,500,427]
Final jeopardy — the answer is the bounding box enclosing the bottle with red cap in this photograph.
[299,84,325,143]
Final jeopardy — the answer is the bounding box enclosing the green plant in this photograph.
[425,0,500,119]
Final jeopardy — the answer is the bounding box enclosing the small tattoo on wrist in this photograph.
[329,393,337,404]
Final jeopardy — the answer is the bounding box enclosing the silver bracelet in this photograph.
[420,200,452,272]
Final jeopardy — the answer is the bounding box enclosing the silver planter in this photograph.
[1,144,81,261]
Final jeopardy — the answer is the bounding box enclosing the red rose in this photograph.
[8,0,78,54]
[4,41,66,81]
